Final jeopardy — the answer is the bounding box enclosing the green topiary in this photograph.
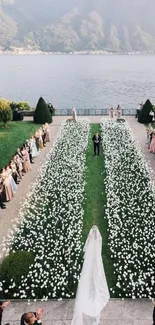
[0,99,13,126]
[34,97,52,124]
[0,251,34,298]
[138,99,153,124]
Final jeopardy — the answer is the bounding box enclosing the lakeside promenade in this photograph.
[0,116,154,325]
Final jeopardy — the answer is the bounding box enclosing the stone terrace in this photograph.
[2,299,153,325]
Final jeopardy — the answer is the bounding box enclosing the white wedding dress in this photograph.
[71,226,110,325]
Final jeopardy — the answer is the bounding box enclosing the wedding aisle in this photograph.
[0,116,153,325]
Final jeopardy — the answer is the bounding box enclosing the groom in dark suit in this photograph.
[92,131,101,156]
[21,308,44,325]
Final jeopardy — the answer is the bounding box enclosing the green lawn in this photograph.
[0,121,41,169]
[82,123,116,295]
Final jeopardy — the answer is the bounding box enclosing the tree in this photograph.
[138,99,153,124]
[34,97,52,124]
[0,99,13,126]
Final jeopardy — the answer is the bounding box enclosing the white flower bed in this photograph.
[101,118,155,298]
[0,119,90,299]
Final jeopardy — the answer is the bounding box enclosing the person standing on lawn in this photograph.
[92,131,101,156]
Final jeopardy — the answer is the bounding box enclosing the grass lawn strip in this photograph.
[101,118,155,298]
[82,123,116,293]
[0,120,90,299]
[0,121,41,168]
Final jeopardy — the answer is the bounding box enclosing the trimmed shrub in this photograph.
[0,99,13,126]
[17,102,32,111]
[138,99,153,124]
[10,102,32,111]
[13,110,23,121]
[34,97,52,124]
[0,251,34,298]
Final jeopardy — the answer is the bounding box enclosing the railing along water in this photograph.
[55,108,136,116]
[21,108,136,117]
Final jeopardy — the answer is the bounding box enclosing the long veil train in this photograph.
[71,226,110,325]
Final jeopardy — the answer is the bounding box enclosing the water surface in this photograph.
[0,55,154,110]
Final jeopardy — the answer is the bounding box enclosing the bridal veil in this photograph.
[71,225,110,325]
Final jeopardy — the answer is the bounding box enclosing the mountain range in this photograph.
[0,0,155,52]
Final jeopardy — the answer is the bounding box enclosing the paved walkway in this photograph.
[126,116,155,180]
[2,298,153,325]
[0,116,154,325]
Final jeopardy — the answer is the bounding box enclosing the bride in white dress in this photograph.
[71,226,110,325]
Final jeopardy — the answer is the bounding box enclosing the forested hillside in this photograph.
[0,0,155,52]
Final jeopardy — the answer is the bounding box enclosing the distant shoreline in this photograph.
[0,50,155,56]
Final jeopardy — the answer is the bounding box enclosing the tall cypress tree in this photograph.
[34,97,52,124]
[138,99,153,124]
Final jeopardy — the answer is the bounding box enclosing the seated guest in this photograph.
[0,300,10,325]
[21,308,44,325]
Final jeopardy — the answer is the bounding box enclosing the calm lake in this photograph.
[0,54,155,110]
